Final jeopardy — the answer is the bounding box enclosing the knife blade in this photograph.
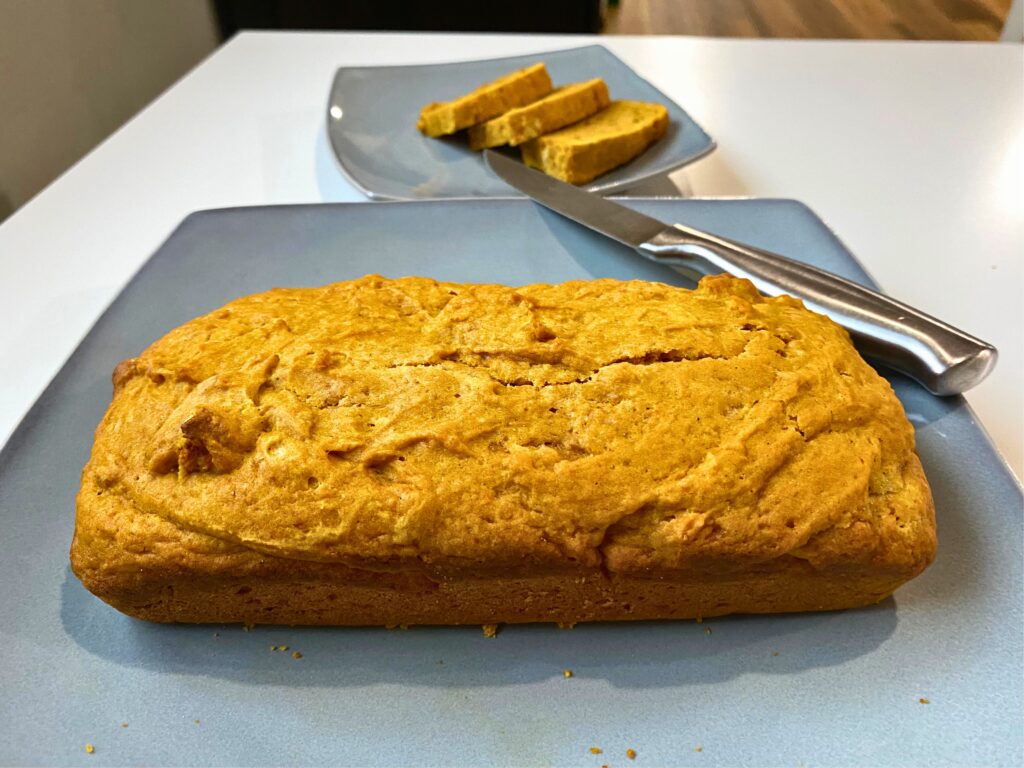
[484,150,996,396]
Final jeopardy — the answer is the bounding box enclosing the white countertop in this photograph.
[0,32,1020,478]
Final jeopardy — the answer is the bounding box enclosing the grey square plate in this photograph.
[326,45,715,199]
[1,199,1020,766]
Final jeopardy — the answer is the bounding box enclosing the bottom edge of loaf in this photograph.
[80,567,909,626]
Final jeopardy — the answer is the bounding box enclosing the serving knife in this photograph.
[484,150,996,396]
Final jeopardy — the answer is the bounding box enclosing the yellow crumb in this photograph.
[627,748,637,759]
[85,744,95,754]
[193,719,201,725]
[704,626,712,635]
[601,764,609,768]
[695,616,703,623]
[557,622,576,629]
[695,745,703,752]
[589,746,603,754]
[243,622,254,631]
[120,722,128,728]
[279,645,288,651]
[772,651,780,657]
[292,651,303,659]
[919,697,930,704]
[482,624,499,638]
[563,669,573,678]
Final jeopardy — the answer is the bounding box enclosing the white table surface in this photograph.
[0,32,1020,479]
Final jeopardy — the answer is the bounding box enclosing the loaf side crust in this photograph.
[73,451,933,625]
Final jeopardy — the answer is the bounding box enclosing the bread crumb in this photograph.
[482,624,499,638]
[695,745,703,752]
[695,616,703,623]
[589,746,602,754]
[85,744,95,754]
[243,622,254,632]
[557,622,576,629]
[704,626,712,635]
[193,719,201,725]
[120,722,128,728]
[919,697,930,704]
[772,651,780,657]
[292,651,303,659]
[563,669,573,678]
[627,748,637,759]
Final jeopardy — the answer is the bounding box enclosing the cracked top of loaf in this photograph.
[75,274,935,579]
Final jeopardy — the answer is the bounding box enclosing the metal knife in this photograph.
[484,150,996,396]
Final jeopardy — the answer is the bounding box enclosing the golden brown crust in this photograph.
[416,63,552,137]
[71,275,936,624]
[520,100,669,184]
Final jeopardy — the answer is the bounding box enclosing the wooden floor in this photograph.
[603,0,1013,40]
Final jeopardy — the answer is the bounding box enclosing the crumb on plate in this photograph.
[627,748,637,759]
[85,744,95,754]
[482,624,499,638]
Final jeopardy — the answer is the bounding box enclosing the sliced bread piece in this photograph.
[520,100,669,185]
[467,78,611,150]
[417,62,552,138]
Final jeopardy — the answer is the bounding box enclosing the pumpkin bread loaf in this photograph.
[71,275,935,625]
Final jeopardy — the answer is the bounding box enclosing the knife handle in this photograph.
[639,224,997,396]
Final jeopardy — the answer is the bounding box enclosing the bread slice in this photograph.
[520,100,669,184]
[416,62,552,137]
[467,78,611,150]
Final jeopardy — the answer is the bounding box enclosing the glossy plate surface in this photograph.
[1,199,1020,767]
[326,45,715,199]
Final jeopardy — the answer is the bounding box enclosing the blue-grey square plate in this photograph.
[326,45,715,199]
[1,199,1020,766]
